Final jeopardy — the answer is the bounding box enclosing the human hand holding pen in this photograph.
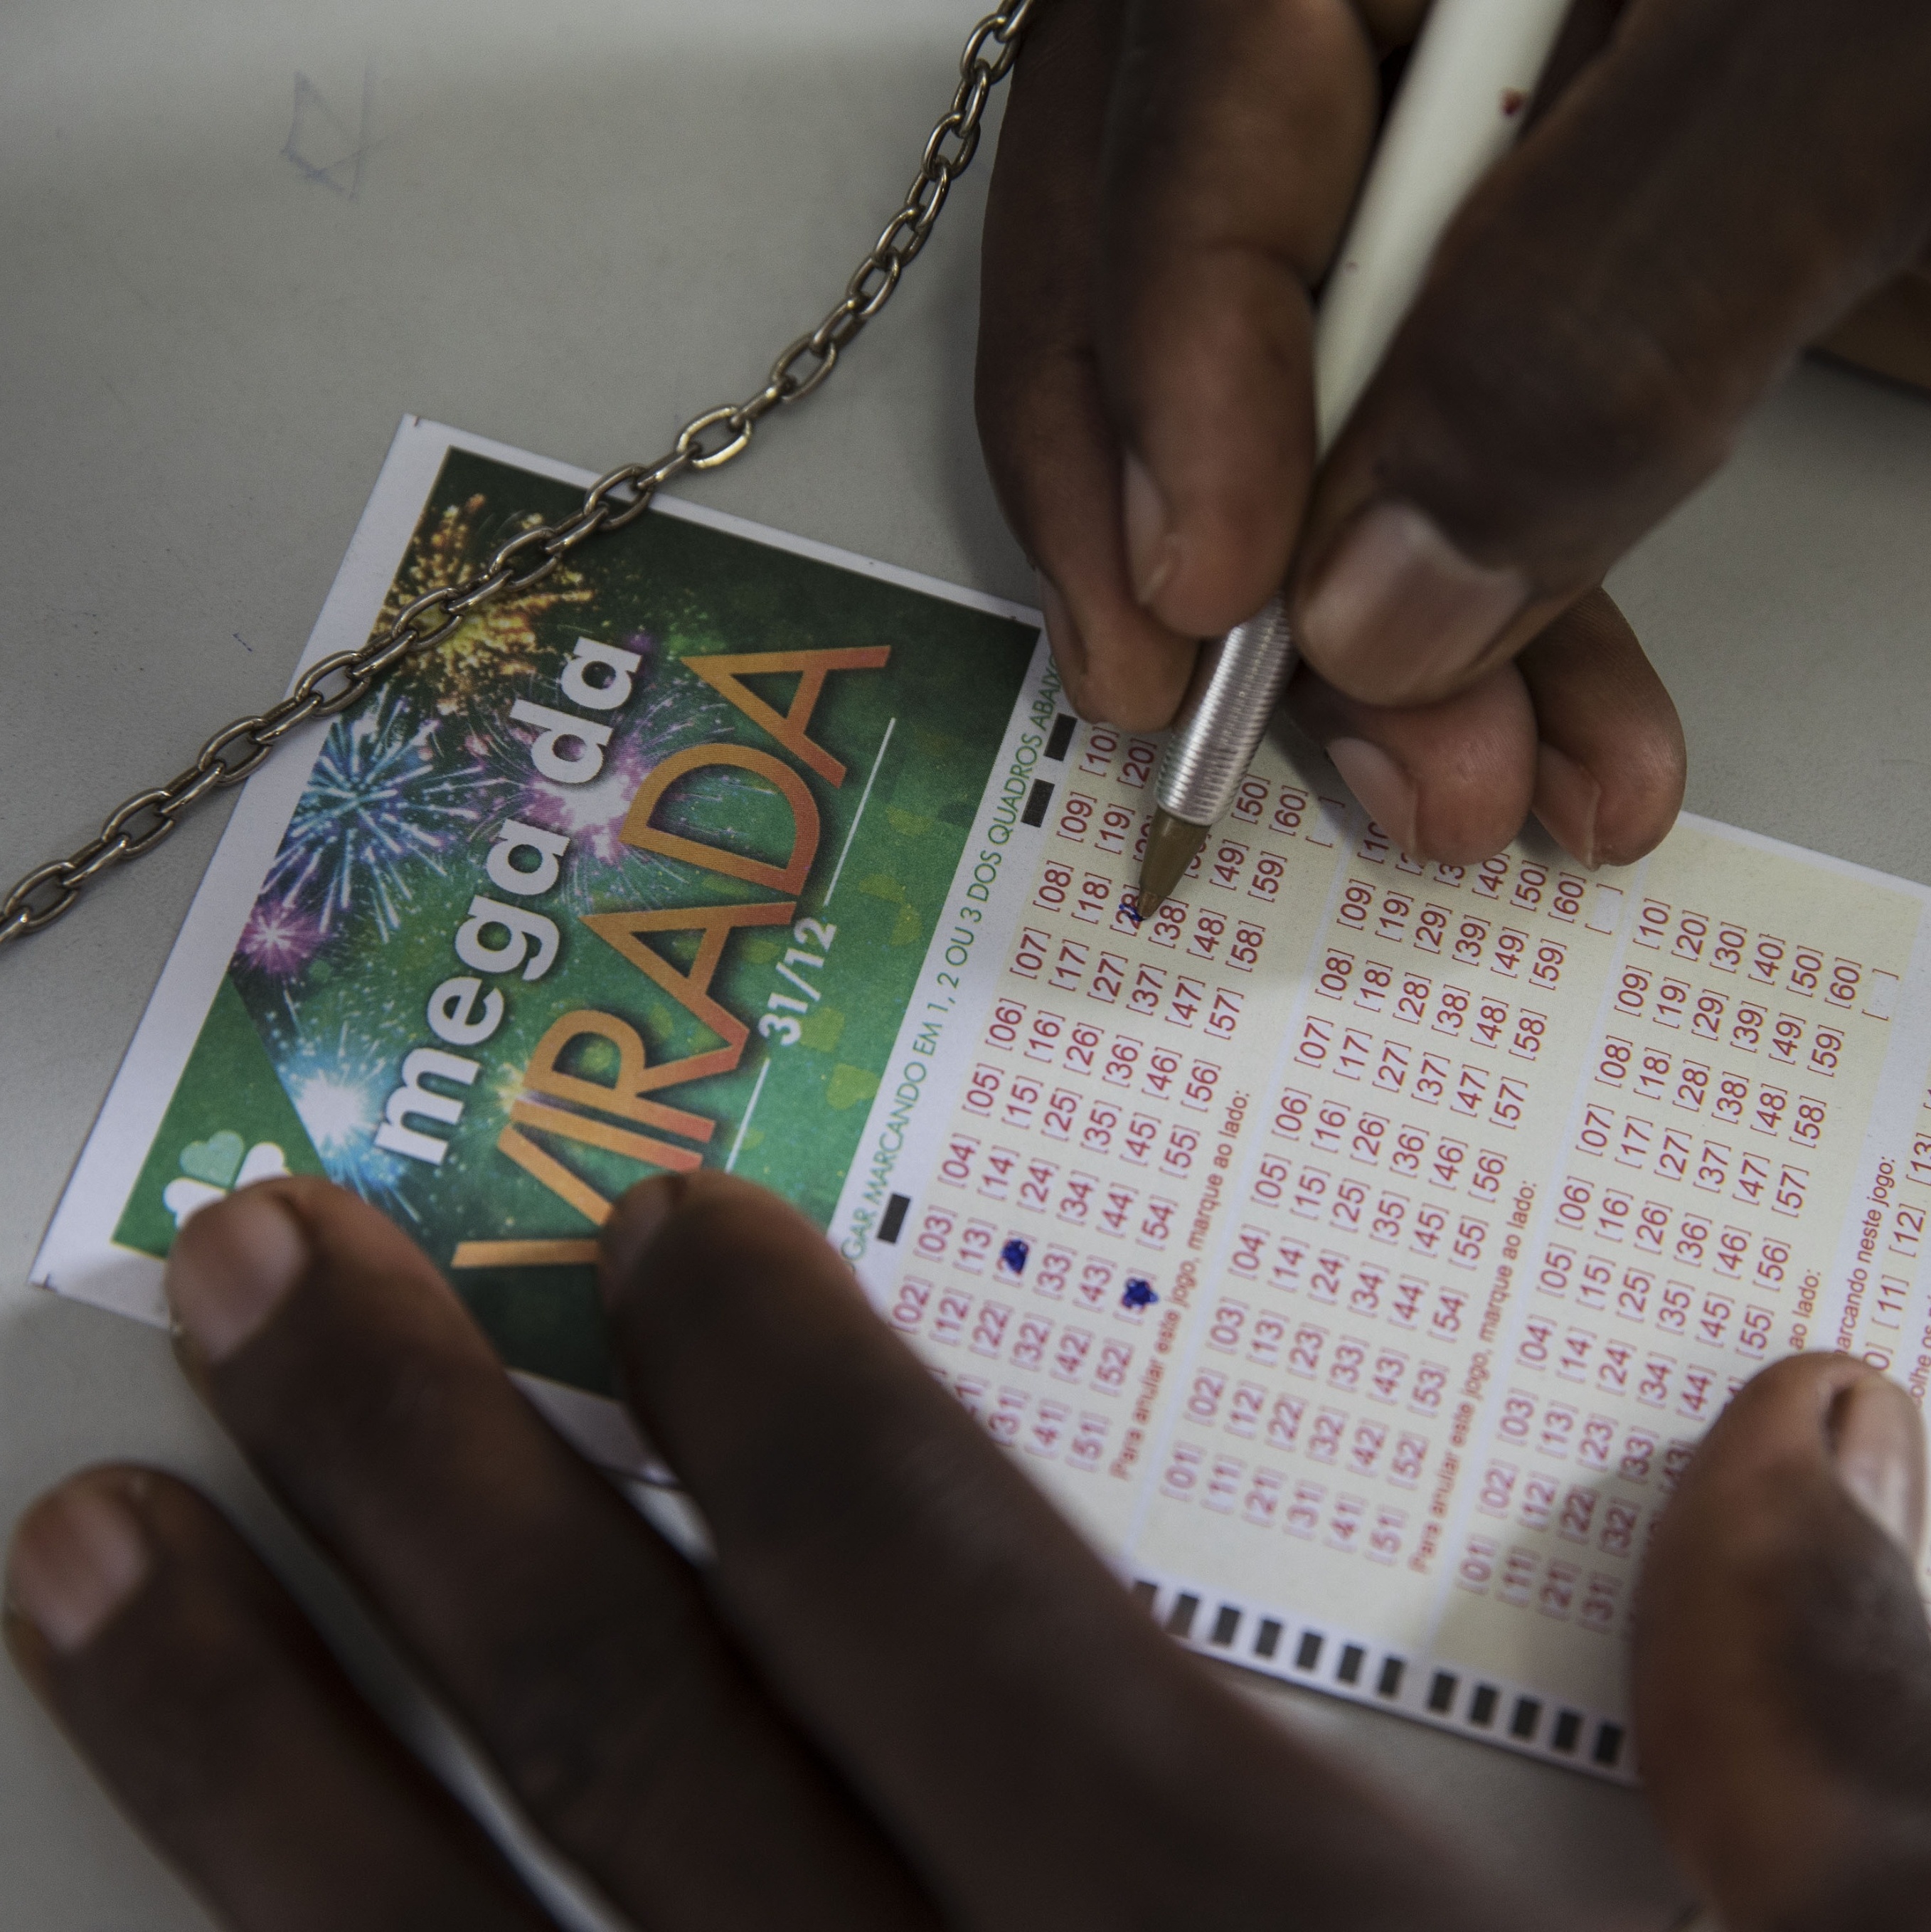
[976,0,1931,869]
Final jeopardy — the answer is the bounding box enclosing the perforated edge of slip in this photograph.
[1127,1570,1636,1784]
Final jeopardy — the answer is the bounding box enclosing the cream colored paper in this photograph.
[833,722,1931,1780]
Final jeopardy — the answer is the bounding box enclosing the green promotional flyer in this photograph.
[113,449,1038,1392]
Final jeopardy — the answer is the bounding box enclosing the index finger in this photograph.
[599,1171,1528,1932]
[1095,0,1380,637]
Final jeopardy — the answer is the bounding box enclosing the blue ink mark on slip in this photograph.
[999,1237,1030,1276]
[1124,895,1146,926]
[1122,1277,1158,1309]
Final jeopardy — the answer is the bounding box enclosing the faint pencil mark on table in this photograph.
[284,68,374,198]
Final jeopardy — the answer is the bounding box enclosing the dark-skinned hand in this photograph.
[975,0,1931,866]
[9,1173,1931,1931]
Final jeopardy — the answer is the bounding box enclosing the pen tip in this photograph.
[1137,810,1208,918]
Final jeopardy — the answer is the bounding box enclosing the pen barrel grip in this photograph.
[1153,595,1298,827]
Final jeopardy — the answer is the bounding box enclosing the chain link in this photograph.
[0,0,1036,952]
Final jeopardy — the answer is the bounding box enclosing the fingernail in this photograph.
[165,1186,307,1365]
[1831,1374,1927,1561]
[1326,737,1417,853]
[7,1483,149,1655]
[1533,742,1602,869]
[599,1176,684,1310]
[1036,572,1087,676]
[1299,501,1528,702]
[1123,452,1180,609]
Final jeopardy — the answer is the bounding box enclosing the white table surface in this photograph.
[6,1,1931,1923]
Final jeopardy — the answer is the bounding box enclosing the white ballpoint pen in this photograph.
[1137,0,1575,913]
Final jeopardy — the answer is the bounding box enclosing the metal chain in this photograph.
[0,0,1037,952]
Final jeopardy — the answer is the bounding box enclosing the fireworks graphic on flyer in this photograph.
[257,695,489,942]
[377,494,596,713]
[235,898,329,978]
[248,978,429,1217]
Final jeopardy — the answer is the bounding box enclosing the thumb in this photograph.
[1290,0,1931,706]
[1634,1355,1931,1932]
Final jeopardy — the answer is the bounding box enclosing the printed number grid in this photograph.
[874,723,1929,1771]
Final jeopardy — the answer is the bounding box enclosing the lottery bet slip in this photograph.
[38,419,1931,1784]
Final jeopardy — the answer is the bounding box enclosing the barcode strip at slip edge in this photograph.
[1128,1570,1632,1781]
